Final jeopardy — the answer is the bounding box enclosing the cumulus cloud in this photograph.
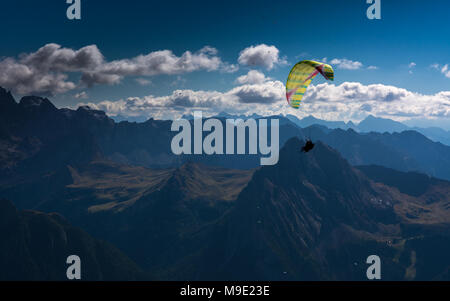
[22,43,104,73]
[78,81,450,124]
[83,46,224,86]
[0,56,76,95]
[235,70,270,85]
[329,58,363,70]
[431,63,450,78]
[221,63,239,73]
[74,91,88,99]
[322,57,374,70]
[238,44,286,70]
[0,43,106,95]
[78,79,285,119]
[230,81,284,104]
[301,82,450,121]
[0,43,234,95]
[80,72,122,86]
[441,64,450,78]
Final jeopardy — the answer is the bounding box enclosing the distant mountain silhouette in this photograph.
[310,128,450,181]
[356,164,450,197]
[410,126,450,146]
[287,114,357,130]
[0,199,146,280]
[357,115,409,133]
[111,114,149,123]
[287,113,450,146]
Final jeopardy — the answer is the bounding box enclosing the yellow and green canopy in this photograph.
[286,60,334,109]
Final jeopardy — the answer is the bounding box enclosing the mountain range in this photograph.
[4,86,450,181]
[176,111,450,147]
[286,114,450,146]
[191,139,450,280]
[286,115,450,145]
[1,86,450,280]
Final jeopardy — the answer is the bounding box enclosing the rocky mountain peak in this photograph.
[0,87,16,105]
[18,96,57,113]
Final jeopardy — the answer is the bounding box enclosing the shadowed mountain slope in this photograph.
[181,138,450,280]
[0,199,146,280]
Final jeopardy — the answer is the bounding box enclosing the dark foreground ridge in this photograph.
[0,199,146,280]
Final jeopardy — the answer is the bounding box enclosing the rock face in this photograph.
[0,199,146,280]
[0,87,16,110]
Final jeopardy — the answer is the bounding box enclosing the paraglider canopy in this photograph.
[286,60,334,109]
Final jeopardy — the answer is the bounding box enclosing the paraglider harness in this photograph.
[301,139,315,153]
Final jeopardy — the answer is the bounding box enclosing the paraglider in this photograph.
[285,60,334,109]
[301,139,315,153]
[285,60,334,152]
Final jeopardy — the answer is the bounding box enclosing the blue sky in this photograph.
[1,0,449,127]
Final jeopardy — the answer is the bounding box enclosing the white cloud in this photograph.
[78,81,450,124]
[81,46,228,86]
[329,58,363,70]
[235,70,270,85]
[74,91,88,99]
[0,43,234,94]
[97,47,221,76]
[430,63,450,78]
[78,79,285,119]
[301,82,450,121]
[441,64,450,78]
[238,44,286,70]
[324,57,375,70]
[0,57,76,95]
[0,43,106,95]
[22,43,105,73]
[229,81,285,104]
[221,63,239,73]
[80,72,122,86]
